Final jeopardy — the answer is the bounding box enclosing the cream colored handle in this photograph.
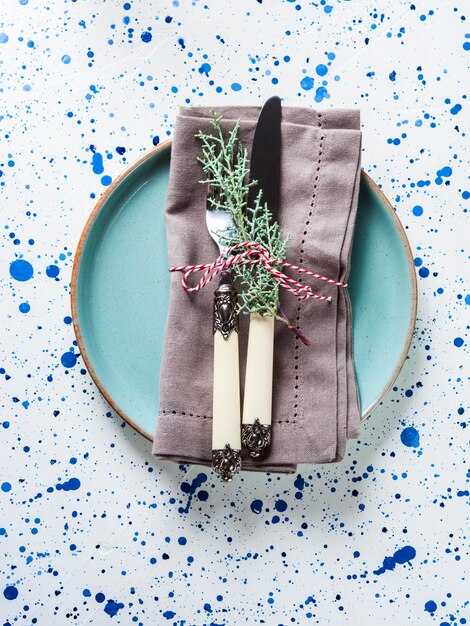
[243,314,274,426]
[212,330,241,450]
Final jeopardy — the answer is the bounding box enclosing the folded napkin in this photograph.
[153,105,362,473]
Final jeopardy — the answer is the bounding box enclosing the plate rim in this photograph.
[71,140,418,443]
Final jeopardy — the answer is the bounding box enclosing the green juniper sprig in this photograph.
[195,111,290,324]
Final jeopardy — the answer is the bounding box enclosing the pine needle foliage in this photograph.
[195,111,289,320]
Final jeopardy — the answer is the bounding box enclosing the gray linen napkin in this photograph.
[152,105,361,473]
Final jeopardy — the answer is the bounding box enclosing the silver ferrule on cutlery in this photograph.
[207,192,242,482]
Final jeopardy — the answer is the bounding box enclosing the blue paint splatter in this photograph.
[453,337,464,347]
[250,499,263,514]
[316,64,328,77]
[61,54,71,64]
[141,31,152,43]
[46,264,60,278]
[400,427,420,448]
[56,477,81,491]
[274,499,287,512]
[61,351,77,368]
[231,82,242,91]
[424,600,437,613]
[315,86,329,102]
[0,33,9,44]
[91,152,104,175]
[19,302,30,313]
[101,175,112,186]
[1,482,12,492]
[104,599,124,616]
[373,545,417,575]
[3,585,18,600]
[300,76,314,90]
[450,103,462,115]
[10,259,33,281]
[412,205,423,216]
[163,610,176,619]
[179,473,208,513]
[198,62,211,76]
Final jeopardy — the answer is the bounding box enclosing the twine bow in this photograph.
[169,241,347,302]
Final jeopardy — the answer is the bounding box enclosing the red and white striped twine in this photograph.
[169,241,347,302]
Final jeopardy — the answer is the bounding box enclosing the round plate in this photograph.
[71,142,417,442]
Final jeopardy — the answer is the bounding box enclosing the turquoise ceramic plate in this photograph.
[71,142,417,442]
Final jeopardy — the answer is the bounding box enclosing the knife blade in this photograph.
[241,96,282,458]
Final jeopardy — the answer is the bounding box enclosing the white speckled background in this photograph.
[1,1,468,624]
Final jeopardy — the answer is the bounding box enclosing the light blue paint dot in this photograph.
[10,259,33,281]
[101,175,112,186]
[1,482,12,492]
[61,351,77,368]
[324,4,333,13]
[231,82,242,91]
[3,585,18,600]
[61,55,71,64]
[316,64,328,76]
[450,103,462,115]
[465,295,470,305]
[46,264,60,278]
[412,205,423,216]
[400,427,420,448]
[0,33,9,44]
[453,337,464,348]
[19,0,29,4]
[464,41,470,51]
[171,86,178,93]
[327,52,336,60]
[300,76,314,90]
[19,302,30,313]
[438,166,452,177]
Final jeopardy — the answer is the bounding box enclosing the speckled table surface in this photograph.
[1,1,468,624]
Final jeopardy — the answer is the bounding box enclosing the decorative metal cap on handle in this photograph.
[212,444,242,482]
[213,273,239,338]
[242,418,272,458]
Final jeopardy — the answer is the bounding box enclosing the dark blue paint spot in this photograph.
[179,472,207,513]
[61,351,77,368]
[64,316,72,324]
[95,592,105,603]
[231,82,242,91]
[373,545,417,575]
[56,477,81,491]
[141,31,152,43]
[1,482,12,492]
[178,536,187,545]
[116,146,126,155]
[424,600,437,613]
[198,62,211,76]
[450,103,462,115]
[10,259,33,281]
[3,585,18,600]
[457,490,469,496]
[163,610,176,619]
[104,599,124,616]
[19,302,30,313]
[46,264,60,278]
[389,70,396,81]
[250,499,263,514]
[274,499,287,512]
[400,427,420,448]
[300,75,314,90]
[454,337,464,347]
[419,267,429,278]
[91,152,104,174]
